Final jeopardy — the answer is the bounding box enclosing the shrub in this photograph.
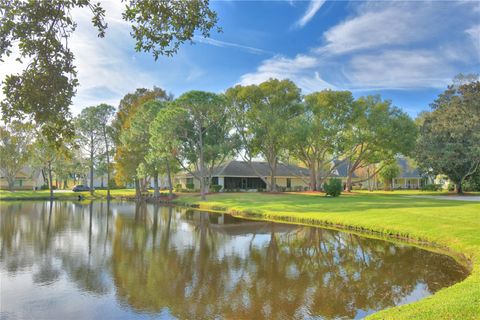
[174,184,182,192]
[186,183,194,190]
[257,188,264,192]
[462,170,480,191]
[447,183,455,191]
[210,184,222,192]
[421,183,442,191]
[324,179,342,197]
[40,184,57,190]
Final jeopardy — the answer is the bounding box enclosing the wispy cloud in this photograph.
[465,24,480,56]
[194,36,271,55]
[319,3,435,55]
[294,0,326,29]
[239,54,335,92]
[346,50,453,89]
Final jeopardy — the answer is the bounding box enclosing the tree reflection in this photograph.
[0,202,468,320]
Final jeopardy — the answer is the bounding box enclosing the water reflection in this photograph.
[0,201,468,319]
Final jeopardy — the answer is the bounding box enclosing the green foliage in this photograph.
[226,79,303,191]
[462,170,480,191]
[379,161,401,190]
[323,179,342,197]
[0,0,106,139]
[210,184,222,193]
[150,91,236,199]
[114,88,170,185]
[415,76,480,193]
[1,1,218,139]
[186,183,195,190]
[123,0,220,59]
[289,90,355,190]
[0,122,33,190]
[342,96,417,191]
[420,184,442,191]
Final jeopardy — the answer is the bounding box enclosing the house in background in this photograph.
[334,158,426,190]
[0,167,45,190]
[175,158,427,192]
[175,160,311,191]
[391,158,426,189]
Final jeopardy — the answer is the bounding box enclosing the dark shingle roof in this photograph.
[332,160,358,178]
[397,158,422,178]
[211,160,310,177]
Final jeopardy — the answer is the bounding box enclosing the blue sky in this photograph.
[2,0,479,117]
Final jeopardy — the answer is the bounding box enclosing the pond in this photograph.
[0,201,468,319]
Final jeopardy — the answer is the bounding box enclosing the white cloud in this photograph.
[294,0,326,29]
[239,54,334,92]
[320,4,432,55]
[346,50,453,89]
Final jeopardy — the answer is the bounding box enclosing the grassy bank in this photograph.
[174,192,480,319]
[0,188,149,200]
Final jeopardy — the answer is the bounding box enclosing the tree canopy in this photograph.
[0,0,218,139]
[415,77,480,193]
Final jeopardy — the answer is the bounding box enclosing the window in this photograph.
[212,177,218,185]
[186,178,194,189]
[286,178,291,188]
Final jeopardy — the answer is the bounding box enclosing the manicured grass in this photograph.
[174,192,480,320]
[354,189,480,196]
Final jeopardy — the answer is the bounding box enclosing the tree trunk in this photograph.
[455,179,463,194]
[153,170,160,198]
[345,172,353,192]
[7,177,14,191]
[166,160,173,199]
[309,164,316,191]
[199,177,206,200]
[63,179,68,189]
[135,178,141,199]
[198,124,207,201]
[89,135,94,195]
[270,160,277,192]
[103,126,111,200]
[48,161,54,200]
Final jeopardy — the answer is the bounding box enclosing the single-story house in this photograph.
[390,158,426,189]
[333,158,426,190]
[175,158,426,192]
[0,167,45,190]
[175,160,311,191]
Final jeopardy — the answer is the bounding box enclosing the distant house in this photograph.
[333,158,426,190]
[391,158,426,189]
[175,160,311,191]
[0,167,45,190]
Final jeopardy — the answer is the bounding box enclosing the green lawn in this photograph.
[174,192,480,320]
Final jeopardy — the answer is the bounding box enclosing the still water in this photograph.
[0,201,468,319]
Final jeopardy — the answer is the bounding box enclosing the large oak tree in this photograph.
[226,79,303,192]
[416,78,480,193]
